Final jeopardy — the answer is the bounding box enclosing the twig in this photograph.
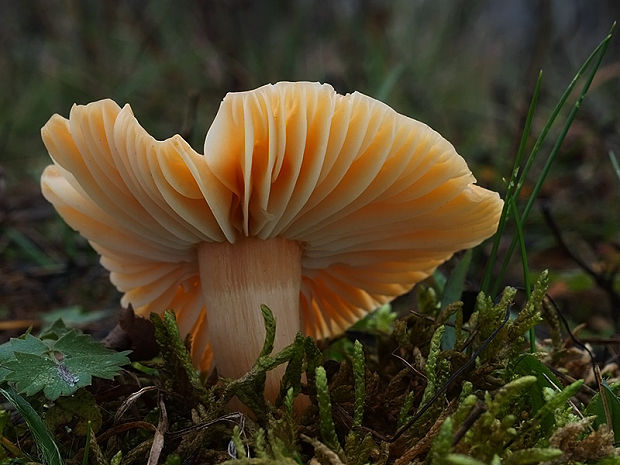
[546,366,597,396]
[451,401,487,446]
[542,373,591,427]
[540,201,620,327]
[166,412,245,438]
[391,348,426,379]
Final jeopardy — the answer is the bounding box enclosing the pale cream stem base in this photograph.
[197,237,302,403]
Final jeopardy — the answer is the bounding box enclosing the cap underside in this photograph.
[41,82,503,360]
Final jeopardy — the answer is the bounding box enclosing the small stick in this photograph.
[451,401,487,446]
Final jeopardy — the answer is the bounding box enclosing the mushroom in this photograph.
[40,82,503,400]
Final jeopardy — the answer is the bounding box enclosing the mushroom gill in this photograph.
[41,82,503,401]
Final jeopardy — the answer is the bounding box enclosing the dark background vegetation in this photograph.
[1,0,619,337]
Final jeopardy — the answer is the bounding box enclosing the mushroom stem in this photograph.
[197,237,302,401]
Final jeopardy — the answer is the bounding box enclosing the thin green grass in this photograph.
[482,24,616,301]
[82,421,92,465]
[509,197,534,351]
[0,386,64,465]
[480,72,542,295]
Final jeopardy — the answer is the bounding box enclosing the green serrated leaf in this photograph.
[39,319,74,340]
[9,334,50,356]
[0,335,49,381]
[3,331,130,400]
[0,341,15,363]
[5,352,80,399]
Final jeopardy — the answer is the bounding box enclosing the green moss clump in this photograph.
[0,275,618,464]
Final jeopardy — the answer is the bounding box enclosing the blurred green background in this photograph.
[1,0,619,333]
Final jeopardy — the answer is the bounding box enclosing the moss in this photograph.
[0,278,618,464]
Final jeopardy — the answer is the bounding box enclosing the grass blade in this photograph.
[490,25,615,297]
[82,421,91,465]
[442,250,472,349]
[0,386,64,465]
[442,249,472,310]
[509,198,535,352]
[481,71,542,293]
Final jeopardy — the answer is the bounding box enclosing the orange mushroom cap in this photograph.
[41,82,503,370]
